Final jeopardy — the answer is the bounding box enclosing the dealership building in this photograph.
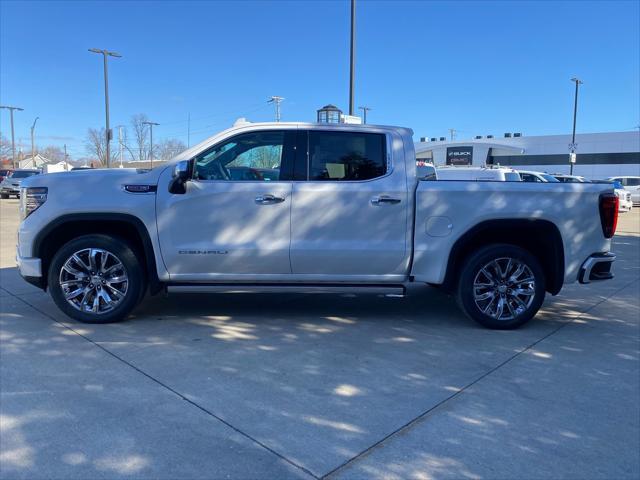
[415,130,640,179]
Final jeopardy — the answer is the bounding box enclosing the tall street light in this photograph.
[569,77,583,175]
[30,117,39,165]
[0,105,24,168]
[142,121,159,169]
[349,0,356,116]
[89,48,121,168]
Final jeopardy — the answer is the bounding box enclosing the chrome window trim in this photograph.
[187,126,398,184]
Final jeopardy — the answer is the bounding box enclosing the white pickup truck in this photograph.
[17,122,619,329]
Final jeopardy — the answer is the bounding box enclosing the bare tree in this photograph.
[131,113,149,161]
[85,128,115,166]
[40,145,65,162]
[0,135,11,161]
[156,138,187,161]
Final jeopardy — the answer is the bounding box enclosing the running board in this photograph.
[166,283,406,297]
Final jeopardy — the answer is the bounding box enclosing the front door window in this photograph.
[194,131,287,181]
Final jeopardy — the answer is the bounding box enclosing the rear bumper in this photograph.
[579,253,615,284]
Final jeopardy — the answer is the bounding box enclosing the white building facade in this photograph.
[415,131,640,179]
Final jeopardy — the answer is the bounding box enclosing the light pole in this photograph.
[142,121,159,168]
[30,117,39,164]
[358,106,371,124]
[89,48,121,168]
[0,105,24,168]
[569,77,583,175]
[349,0,356,116]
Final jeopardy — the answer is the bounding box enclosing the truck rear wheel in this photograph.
[48,234,146,324]
[457,244,546,329]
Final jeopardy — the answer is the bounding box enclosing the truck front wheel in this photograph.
[457,244,546,329]
[48,234,146,324]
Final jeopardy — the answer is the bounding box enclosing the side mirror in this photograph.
[169,160,191,194]
[173,160,190,180]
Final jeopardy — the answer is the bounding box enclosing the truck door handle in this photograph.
[255,194,285,205]
[371,195,401,206]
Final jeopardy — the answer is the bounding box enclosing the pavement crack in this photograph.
[321,277,640,479]
[3,290,319,480]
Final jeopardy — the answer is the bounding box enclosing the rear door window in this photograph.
[307,131,386,181]
[625,178,640,187]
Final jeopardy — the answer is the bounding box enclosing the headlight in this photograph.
[20,187,48,220]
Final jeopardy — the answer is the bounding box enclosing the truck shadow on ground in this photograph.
[0,233,638,479]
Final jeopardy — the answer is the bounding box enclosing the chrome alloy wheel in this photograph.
[59,248,129,314]
[473,257,536,321]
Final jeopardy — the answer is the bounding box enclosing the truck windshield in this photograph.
[540,174,560,182]
[11,171,38,179]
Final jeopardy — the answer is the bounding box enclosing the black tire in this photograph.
[0,193,8,199]
[457,244,546,329]
[48,234,146,324]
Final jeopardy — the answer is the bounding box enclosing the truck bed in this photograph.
[411,180,612,285]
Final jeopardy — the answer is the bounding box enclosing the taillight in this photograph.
[599,193,618,238]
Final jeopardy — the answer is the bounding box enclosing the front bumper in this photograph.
[578,253,615,284]
[16,251,45,289]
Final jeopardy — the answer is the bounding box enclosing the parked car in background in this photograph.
[608,176,640,205]
[592,180,633,213]
[616,189,634,212]
[435,166,521,181]
[610,181,633,213]
[552,174,588,183]
[0,168,13,183]
[518,170,561,183]
[0,169,40,198]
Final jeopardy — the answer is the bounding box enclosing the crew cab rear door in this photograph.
[289,128,410,280]
[155,129,296,280]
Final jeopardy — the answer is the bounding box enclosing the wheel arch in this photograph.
[441,218,565,295]
[34,213,161,294]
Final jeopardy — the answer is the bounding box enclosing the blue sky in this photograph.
[1,0,639,159]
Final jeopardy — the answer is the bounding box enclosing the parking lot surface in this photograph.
[1,198,639,479]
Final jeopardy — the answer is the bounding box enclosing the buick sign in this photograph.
[446,146,473,166]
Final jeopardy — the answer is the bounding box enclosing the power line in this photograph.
[158,103,271,138]
[154,101,270,126]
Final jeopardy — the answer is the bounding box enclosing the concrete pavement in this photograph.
[1,198,638,479]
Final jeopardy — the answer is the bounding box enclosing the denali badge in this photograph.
[178,250,228,255]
